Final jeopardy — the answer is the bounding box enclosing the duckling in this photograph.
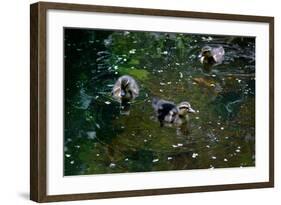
[152,97,179,127]
[199,46,225,71]
[174,101,195,126]
[112,75,139,115]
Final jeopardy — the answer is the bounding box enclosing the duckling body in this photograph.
[112,75,139,115]
[152,98,179,127]
[199,46,225,71]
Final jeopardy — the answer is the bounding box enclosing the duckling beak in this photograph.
[188,107,196,113]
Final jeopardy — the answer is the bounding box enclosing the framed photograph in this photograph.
[30,2,274,202]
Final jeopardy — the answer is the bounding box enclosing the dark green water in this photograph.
[64,28,255,176]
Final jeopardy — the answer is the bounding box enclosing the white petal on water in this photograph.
[195,116,200,120]
[129,49,136,54]
[144,139,148,143]
[105,101,111,105]
[175,63,180,66]
[212,156,217,160]
[211,74,216,77]
[65,154,71,158]
[159,89,163,92]
[160,82,166,86]
[70,160,74,164]
[125,158,129,161]
[179,72,183,78]
[109,163,116,168]
[172,145,178,148]
[220,127,224,130]
[96,153,100,157]
[192,153,199,158]
[224,158,228,162]
[96,123,100,129]
[162,51,168,55]
[167,157,173,160]
[167,81,172,85]
[206,145,210,148]
[177,143,183,147]
[152,159,159,163]
[236,149,241,153]
[87,131,96,139]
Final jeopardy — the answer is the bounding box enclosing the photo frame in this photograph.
[30,1,274,202]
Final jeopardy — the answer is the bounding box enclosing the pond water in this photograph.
[64,28,255,176]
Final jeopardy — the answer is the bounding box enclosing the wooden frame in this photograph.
[30,1,274,202]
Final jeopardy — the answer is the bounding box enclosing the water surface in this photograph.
[64,28,255,176]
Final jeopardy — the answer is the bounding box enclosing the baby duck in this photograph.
[174,101,196,126]
[112,75,139,115]
[152,98,179,127]
[199,46,225,71]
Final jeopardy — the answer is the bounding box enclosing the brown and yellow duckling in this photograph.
[112,75,139,115]
[199,46,225,71]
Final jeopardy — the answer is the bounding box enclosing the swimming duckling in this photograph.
[199,46,225,71]
[174,101,196,126]
[112,75,139,115]
[152,98,179,127]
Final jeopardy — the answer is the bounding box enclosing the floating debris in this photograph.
[87,131,96,139]
[192,153,199,158]
[109,163,116,168]
[96,153,100,157]
[224,158,228,162]
[211,156,217,160]
[70,160,74,164]
[220,127,224,130]
[206,145,210,148]
[160,82,166,86]
[95,123,100,129]
[179,72,183,78]
[172,145,178,148]
[167,157,173,160]
[124,158,129,161]
[129,49,136,54]
[236,149,241,153]
[195,116,200,120]
[159,89,163,92]
[152,159,159,163]
[177,143,183,147]
[105,101,111,105]
[65,154,71,158]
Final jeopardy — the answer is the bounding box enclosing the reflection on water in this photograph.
[64,29,255,176]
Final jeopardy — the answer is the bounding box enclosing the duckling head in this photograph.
[177,101,195,117]
[200,46,212,59]
[120,76,131,98]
